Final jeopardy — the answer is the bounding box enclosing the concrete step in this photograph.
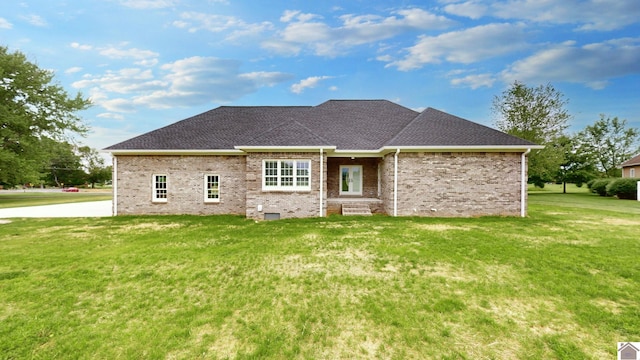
[341,204,372,216]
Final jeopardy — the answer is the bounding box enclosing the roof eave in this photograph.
[103,149,246,156]
[379,145,544,155]
[234,145,337,152]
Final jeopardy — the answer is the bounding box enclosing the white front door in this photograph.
[340,165,362,195]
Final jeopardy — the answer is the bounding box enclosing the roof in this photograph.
[621,153,640,167]
[104,100,538,153]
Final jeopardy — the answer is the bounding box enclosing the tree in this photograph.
[492,81,571,187]
[78,146,112,188]
[0,46,91,187]
[576,115,640,177]
[555,135,598,192]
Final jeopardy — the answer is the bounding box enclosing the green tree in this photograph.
[78,146,112,188]
[0,46,91,187]
[576,115,640,177]
[492,81,571,187]
[42,140,84,187]
[555,135,598,192]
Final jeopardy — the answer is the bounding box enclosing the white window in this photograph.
[263,160,311,191]
[152,174,167,202]
[631,168,636,178]
[204,174,220,202]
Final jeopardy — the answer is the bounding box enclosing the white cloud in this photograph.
[97,113,125,120]
[21,14,47,27]
[450,73,496,89]
[71,42,93,50]
[501,37,640,89]
[0,18,12,29]
[445,0,640,31]
[99,46,159,61]
[76,56,293,111]
[119,0,176,9]
[291,76,333,94]
[65,67,83,74]
[387,23,528,70]
[73,68,166,94]
[443,1,488,19]
[173,12,273,40]
[265,8,455,57]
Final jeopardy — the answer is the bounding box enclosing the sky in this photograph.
[1,0,639,161]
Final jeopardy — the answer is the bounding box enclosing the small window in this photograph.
[262,160,311,191]
[204,174,220,202]
[153,174,167,202]
[631,168,636,178]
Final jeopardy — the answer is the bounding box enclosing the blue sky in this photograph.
[2,0,639,158]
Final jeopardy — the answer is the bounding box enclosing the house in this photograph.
[619,342,639,360]
[621,154,640,178]
[104,100,541,220]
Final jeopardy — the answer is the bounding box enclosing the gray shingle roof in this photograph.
[104,100,536,151]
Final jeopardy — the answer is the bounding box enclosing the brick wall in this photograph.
[380,152,525,217]
[244,152,326,220]
[115,155,246,215]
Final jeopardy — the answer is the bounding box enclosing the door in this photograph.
[340,165,362,195]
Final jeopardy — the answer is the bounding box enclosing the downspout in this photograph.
[112,155,118,216]
[319,148,324,217]
[521,148,531,217]
[394,148,400,217]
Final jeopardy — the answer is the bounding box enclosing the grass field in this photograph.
[1,187,639,359]
[0,191,112,209]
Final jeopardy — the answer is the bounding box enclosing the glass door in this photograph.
[340,165,362,195]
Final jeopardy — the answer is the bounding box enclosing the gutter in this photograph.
[394,148,400,217]
[521,148,531,217]
[319,148,324,217]
[112,156,118,216]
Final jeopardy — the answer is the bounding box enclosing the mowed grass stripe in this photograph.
[1,191,639,359]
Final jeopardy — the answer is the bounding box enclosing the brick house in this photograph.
[104,100,541,220]
[621,153,640,178]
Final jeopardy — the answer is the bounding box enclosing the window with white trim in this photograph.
[204,174,220,202]
[263,160,311,191]
[152,174,167,202]
[631,168,636,178]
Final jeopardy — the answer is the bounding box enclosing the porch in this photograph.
[325,157,386,215]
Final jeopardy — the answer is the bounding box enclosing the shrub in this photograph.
[606,178,639,200]
[590,179,613,196]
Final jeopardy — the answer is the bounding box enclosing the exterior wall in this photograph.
[326,157,380,198]
[622,165,640,178]
[245,152,326,220]
[115,155,246,215]
[380,152,524,217]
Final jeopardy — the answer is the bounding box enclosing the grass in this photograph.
[1,189,639,359]
[0,191,112,209]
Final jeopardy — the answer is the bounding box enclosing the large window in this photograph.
[152,174,167,202]
[204,174,220,202]
[263,160,311,191]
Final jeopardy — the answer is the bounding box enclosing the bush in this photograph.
[590,178,613,196]
[606,178,639,200]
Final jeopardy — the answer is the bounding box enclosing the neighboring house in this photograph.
[104,100,541,220]
[621,154,640,178]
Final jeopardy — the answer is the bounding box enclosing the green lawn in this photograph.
[1,190,639,359]
[0,191,112,209]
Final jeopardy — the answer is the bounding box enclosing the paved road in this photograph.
[0,201,113,218]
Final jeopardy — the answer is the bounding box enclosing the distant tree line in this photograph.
[0,46,111,189]
[492,81,640,190]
